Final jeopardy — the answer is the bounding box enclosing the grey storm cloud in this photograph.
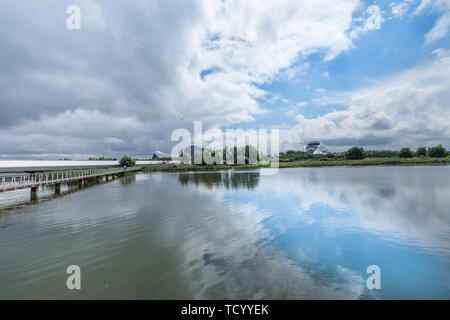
[0,0,367,158]
[323,135,393,147]
[0,0,448,159]
[0,0,206,157]
[0,0,198,124]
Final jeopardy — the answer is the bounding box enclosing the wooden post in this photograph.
[31,186,38,201]
[79,179,85,188]
[55,183,61,195]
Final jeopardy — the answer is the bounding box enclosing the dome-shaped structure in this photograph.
[153,151,171,159]
[304,141,329,155]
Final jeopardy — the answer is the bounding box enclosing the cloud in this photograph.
[415,0,450,13]
[278,63,310,81]
[425,11,450,42]
[284,101,309,117]
[432,47,450,56]
[365,5,382,30]
[282,51,450,151]
[391,1,411,17]
[0,109,151,157]
[296,101,309,107]
[321,72,330,79]
[0,1,389,158]
[349,5,383,39]
[415,0,450,42]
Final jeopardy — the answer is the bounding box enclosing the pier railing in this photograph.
[1,167,140,192]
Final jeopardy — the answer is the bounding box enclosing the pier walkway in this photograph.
[0,167,142,200]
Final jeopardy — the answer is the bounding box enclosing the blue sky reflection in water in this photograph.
[0,166,449,299]
[181,166,450,299]
[228,171,450,299]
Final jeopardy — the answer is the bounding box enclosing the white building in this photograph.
[304,141,329,155]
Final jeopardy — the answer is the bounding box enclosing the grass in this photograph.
[278,156,450,168]
[143,157,450,172]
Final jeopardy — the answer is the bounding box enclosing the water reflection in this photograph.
[0,167,448,299]
[0,183,79,211]
[120,174,136,186]
[175,167,450,299]
[256,167,450,257]
[230,167,450,299]
[178,171,260,190]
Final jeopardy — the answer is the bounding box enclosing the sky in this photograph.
[0,0,449,159]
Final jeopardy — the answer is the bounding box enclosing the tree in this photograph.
[244,145,259,164]
[120,155,136,167]
[364,150,398,158]
[345,147,365,160]
[399,147,413,158]
[428,145,447,158]
[89,156,116,160]
[416,147,426,157]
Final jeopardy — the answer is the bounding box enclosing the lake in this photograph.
[0,166,449,299]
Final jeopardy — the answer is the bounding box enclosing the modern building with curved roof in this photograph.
[304,141,329,155]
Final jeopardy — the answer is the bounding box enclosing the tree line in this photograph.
[280,145,448,161]
[88,156,117,161]
[182,145,260,165]
[115,144,448,167]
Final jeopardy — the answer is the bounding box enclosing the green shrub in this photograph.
[416,147,426,157]
[345,147,365,160]
[120,155,136,167]
[399,147,413,158]
[428,145,447,158]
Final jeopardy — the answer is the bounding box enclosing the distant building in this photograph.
[152,151,171,159]
[304,141,329,155]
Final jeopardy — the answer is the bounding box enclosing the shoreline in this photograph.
[143,157,450,172]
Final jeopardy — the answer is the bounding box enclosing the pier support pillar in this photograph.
[105,175,109,181]
[55,183,61,195]
[79,179,85,188]
[31,186,38,201]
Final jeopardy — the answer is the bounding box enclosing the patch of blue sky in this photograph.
[200,67,221,79]
[250,8,444,126]
[221,4,449,134]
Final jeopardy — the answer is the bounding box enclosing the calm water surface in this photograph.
[0,166,449,299]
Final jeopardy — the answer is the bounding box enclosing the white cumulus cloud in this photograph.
[282,51,450,151]
[0,0,386,158]
[415,0,450,42]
